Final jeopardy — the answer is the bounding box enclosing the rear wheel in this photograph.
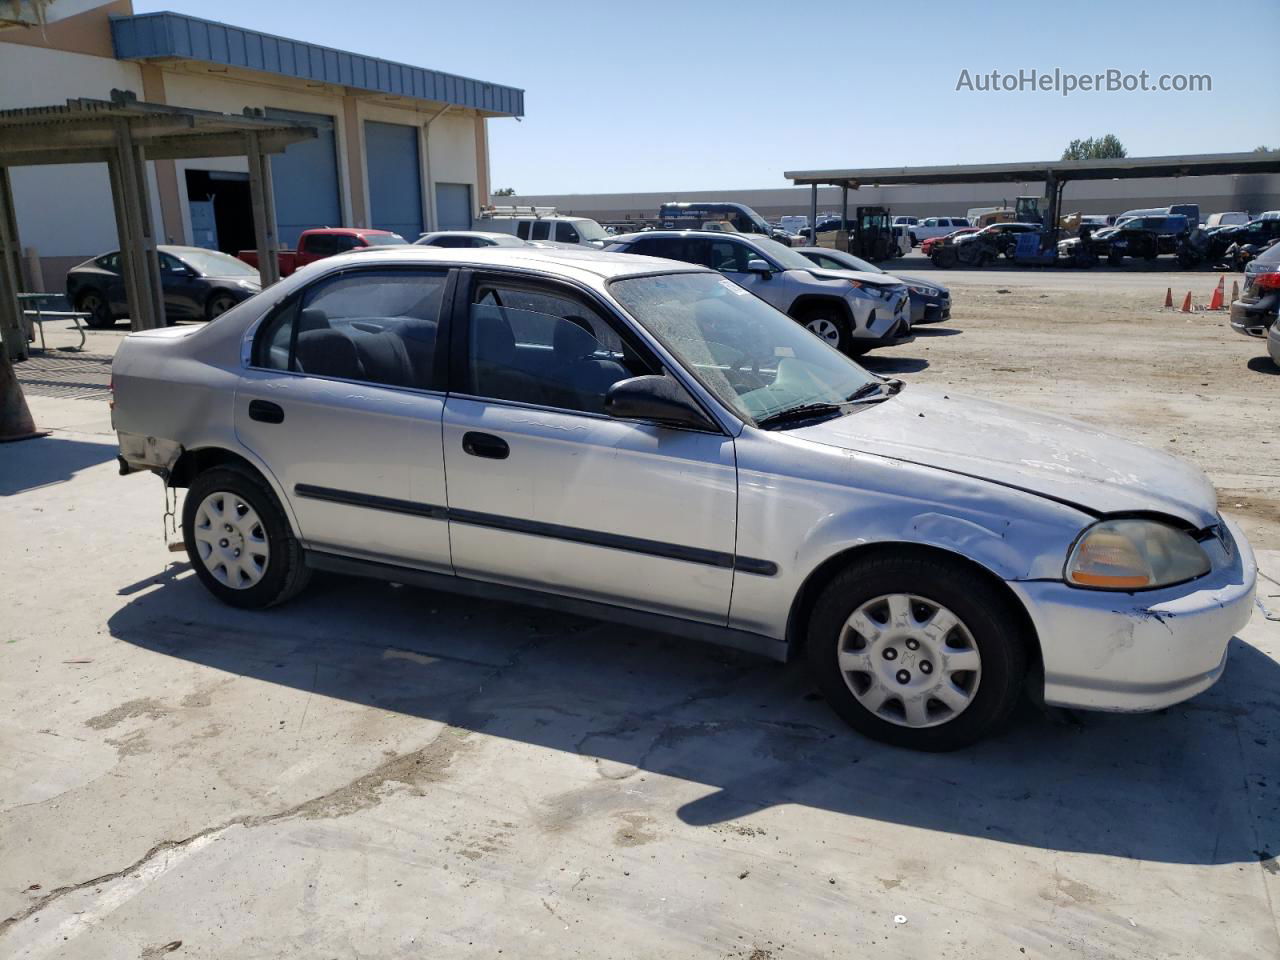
[183,466,310,609]
[805,554,1028,750]
[797,305,853,354]
[933,247,957,269]
[76,291,113,329]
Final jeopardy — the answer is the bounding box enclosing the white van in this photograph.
[476,208,610,247]
[1205,212,1251,228]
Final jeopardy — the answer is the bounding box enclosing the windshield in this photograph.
[362,233,408,246]
[610,272,879,424]
[572,219,608,242]
[750,236,828,271]
[177,249,259,278]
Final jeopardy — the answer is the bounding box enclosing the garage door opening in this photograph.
[184,169,253,254]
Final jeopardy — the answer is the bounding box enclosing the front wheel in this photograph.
[805,554,1028,750]
[932,247,957,269]
[798,306,853,354]
[183,466,310,609]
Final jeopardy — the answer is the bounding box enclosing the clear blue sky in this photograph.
[137,0,1279,194]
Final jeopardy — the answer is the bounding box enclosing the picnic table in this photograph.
[18,293,87,351]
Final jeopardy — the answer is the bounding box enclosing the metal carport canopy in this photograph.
[0,92,317,364]
[785,152,1280,187]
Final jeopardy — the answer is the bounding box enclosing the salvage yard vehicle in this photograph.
[921,226,977,258]
[67,245,262,328]
[1230,240,1280,365]
[605,230,911,355]
[1100,215,1190,264]
[110,245,1257,751]
[414,231,528,248]
[931,223,1038,268]
[476,207,611,248]
[910,217,973,244]
[658,201,793,245]
[238,227,406,278]
[795,246,951,324]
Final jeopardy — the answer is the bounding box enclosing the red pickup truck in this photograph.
[238,227,407,277]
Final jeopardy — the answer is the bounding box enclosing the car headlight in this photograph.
[907,284,937,297]
[1065,519,1210,590]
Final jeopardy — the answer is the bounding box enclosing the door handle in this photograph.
[248,399,284,424]
[462,431,509,460]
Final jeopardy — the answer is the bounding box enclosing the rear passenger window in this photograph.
[516,222,530,240]
[531,221,550,241]
[556,222,581,243]
[254,269,446,391]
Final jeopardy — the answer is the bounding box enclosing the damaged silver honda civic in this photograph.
[111,246,1257,750]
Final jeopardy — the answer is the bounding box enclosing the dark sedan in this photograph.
[795,246,952,324]
[66,245,262,328]
[1230,240,1280,360]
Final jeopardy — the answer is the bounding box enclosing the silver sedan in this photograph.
[110,246,1257,750]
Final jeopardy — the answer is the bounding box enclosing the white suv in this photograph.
[476,214,609,248]
[605,231,911,356]
[910,217,971,244]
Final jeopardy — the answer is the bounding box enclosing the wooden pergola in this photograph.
[0,89,317,362]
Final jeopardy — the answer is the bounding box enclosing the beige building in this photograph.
[0,1,523,290]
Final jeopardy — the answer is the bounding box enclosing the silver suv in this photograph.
[110,246,1256,751]
[604,231,911,356]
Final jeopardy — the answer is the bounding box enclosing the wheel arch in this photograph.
[787,294,853,326]
[783,541,1043,671]
[167,444,302,539]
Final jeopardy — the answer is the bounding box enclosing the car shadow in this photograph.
[912,326,962,337]
[859,355,929,374]
[1246,356,1279,375]
[0,434,117,496]
[107,569,1279,867]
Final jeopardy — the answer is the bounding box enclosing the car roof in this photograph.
[415,231,521,241]
[317,243,707,281]
[608,230,770,243]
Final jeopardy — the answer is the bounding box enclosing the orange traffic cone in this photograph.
[1208,276,1224,311]
[1163,287,1173,308]
[1181,291,1193,313]
[0,352,42,442]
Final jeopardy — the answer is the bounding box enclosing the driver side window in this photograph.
[466,281,655,415]
[707,240,758,274]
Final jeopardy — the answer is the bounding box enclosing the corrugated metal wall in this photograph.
[364,121,424,240]
[264,107,343,247]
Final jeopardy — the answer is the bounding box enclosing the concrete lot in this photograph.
[2,267,1279,959]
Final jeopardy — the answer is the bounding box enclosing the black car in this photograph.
[66,245,263,328]
[1230,239,1280,342]
[1206,218,1280,264]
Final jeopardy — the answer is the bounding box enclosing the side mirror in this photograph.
[746,258,772,275]
[605,375,712,430]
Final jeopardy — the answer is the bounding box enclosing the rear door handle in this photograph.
[248,399,284,424]
[462,431,509,460]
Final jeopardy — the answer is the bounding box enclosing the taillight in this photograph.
[108,376,115,411]
[1254,272,1280,290]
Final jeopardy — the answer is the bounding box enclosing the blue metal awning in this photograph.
[111,12,524,118]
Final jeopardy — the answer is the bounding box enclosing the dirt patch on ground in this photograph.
[84,698,168,731]
[879,274,1280,550]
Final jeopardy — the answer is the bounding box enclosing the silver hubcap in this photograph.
[192,491,270,589]
[837,593,981,728]
[805,318,841,344]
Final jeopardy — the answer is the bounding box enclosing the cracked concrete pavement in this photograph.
[3,278,1279,958]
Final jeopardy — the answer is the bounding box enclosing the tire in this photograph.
[805,554,1029,751]
[183,465,310,610]
[76,290,113,329]
[933,247,957,269]
[205,292,238,322]
[797,304,853,354]
[1107,250,1124,266]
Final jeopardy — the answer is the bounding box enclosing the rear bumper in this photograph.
[1229,296,1278,337]
[1008,516,1256,712]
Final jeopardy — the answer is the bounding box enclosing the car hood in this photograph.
[894,274,945,291]
[804,267,904,288]
[788,387,1218,528]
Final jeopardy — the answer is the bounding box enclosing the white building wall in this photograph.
[0,44,152,274]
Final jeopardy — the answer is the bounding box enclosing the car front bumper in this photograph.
[910,293,951,324]
[1229,295,1278,337]
[1008,516,1257,712]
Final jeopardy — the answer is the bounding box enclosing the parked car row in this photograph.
[110,241,1257,752]
[1229,239,1280,367]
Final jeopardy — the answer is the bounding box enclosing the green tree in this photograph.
[1254,145,1276,153]
[1061,135,1127,161]
[492,187,517,197]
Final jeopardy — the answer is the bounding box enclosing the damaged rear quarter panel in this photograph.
[728,428,1091,639]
